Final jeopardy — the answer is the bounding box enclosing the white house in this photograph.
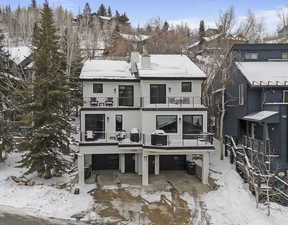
[78,52,215,185]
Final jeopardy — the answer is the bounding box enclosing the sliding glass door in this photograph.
[150,84,166,104]
[85,114,105,139]
[119,85,134,106]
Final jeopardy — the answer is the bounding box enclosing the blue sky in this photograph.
[2,0,288,31]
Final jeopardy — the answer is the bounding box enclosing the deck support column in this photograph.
[155,155,160,175]
[78,154,85,185]
[134,153,138,173]
[142,153,149,186]
[138,153,142,175]
[119,154,125,173]
[202,152,209,185]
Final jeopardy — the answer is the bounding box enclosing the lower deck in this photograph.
[78,149,212,186]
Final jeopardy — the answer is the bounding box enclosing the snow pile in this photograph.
[0,152,94,220]
[203,140,288,225]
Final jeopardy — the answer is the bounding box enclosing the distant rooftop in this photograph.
[4,46,31,65]
[236,61,288,86]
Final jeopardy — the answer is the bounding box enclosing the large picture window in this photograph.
[156,115,177,133]
[93,83,103,93]
[150,84,166,104]
[119,85,134,106]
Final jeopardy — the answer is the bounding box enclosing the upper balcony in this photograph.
[82,96,205,109]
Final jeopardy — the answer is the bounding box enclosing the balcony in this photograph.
[241,135,280,155]
[83,97,141,108]
[82,96,205,109]
[142,96,204,108]
[79,131,214,149]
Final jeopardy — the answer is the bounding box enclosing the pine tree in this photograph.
[162,21,169,32]
[97,4,107,17]
[83,2,91,16]
[0,30,18,162]
[199,20,205,39]
[115,10,120,18]
[18,3,72,178]
[107,6,112,17]
[31,0,37,9]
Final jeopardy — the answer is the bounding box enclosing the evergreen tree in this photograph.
[162,21,169,32]
[83,2,91,16]
[199,20,206,39]
[107,6,112,17]
[0,31,13,162]
[118,13,129,23]
[18,3,72,178]
[97,4,107,16]
[31,0,37,9]
[115,10,120,18]
[0,30,20,162]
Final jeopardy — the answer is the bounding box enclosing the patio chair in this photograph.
[86,130,94,141]
[90,97,98,106]
[105,97,114,107]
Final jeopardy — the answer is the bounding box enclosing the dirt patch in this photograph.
[91,185,195,225]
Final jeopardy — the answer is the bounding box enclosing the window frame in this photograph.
[283,90,288,103]
[245,52,258,60]
[181,82,192,92]
[150,84,166,104]
[182,115,204,136]
[93,83,103,93]
[156,115,178,133]
[239,84,244,105]
[282,52,288,60]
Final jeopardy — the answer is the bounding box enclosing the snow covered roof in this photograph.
[236,61,288,86]
[138,55,206,78]
[80,59,136,80]
[119,33,150,42]
[80,54,206,80]
[242,111,278,122]
[4,46,31,65]
[99,16,112,21]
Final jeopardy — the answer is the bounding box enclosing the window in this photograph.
[183,115,203,137]
[282,52,288,60]
[239,84,244,105]
[150,84,166,104]
[181,82,192,92]
[119,85,134,106]
[283,91,288,103]
[156,115,177,133]
[245,52,258,60]
[85,114,105,139]
[93,83,103,93]
[115,115,123,131]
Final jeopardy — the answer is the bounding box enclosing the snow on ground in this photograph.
[203,139,288,225]
[0,152,94,220]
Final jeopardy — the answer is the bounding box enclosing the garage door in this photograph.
[160,155,186,170]
[92,154,119,170]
